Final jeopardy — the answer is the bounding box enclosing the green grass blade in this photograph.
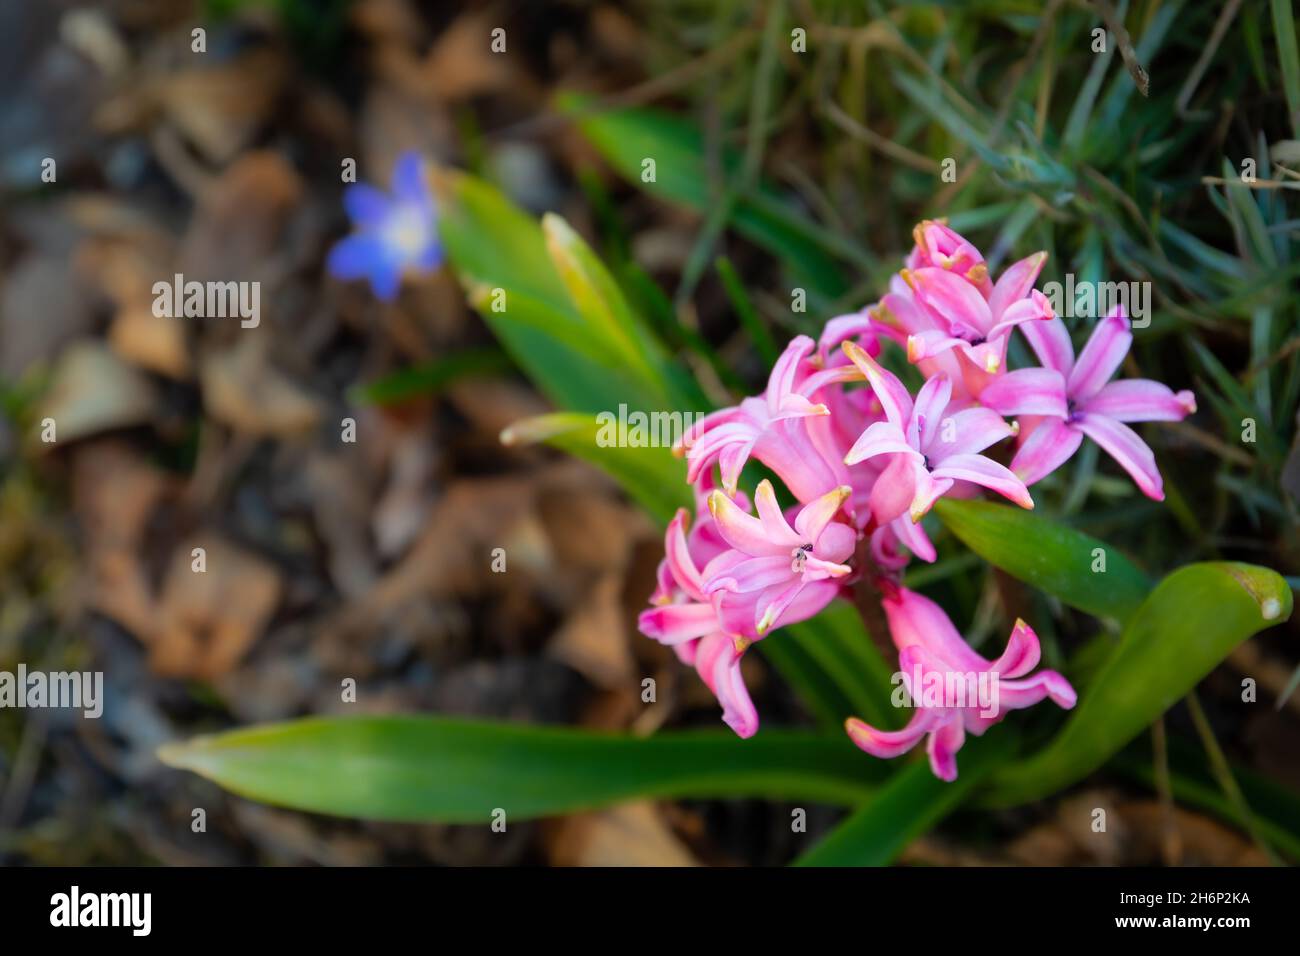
[558,94,854,295]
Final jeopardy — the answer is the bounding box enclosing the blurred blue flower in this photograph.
[327,151,442,301]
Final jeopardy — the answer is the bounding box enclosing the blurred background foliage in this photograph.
[0,0,1297,865]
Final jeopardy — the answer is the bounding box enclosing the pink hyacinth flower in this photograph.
[704,480,856,637]
[905,219,992,294]
[1003,307,1196,500]
[904,251,1053,383]
[675,336,856,502]
[845,586,1076,781]
[638,503,759,738]
[840,341,1032,523]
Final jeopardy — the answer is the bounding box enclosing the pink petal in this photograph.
[870,454,920,524]
[716,440,756,495]
[1080,379,1196,422]
[883,587,994,674]
[995,670,1078,711]
[907,470,955,521]
[907,329,970,364]
[773,392,831,420]
[753,480,803,547]
[928,406,1017,459]
[909,267,993,335]
[754,579,807,634]
[638,602,719,645]
[708,489,786,556]
[695,634,759,738]
[1067,312,1131,401]
[1010,417,1083,486]
[844,420,918,466]
[1073,412,1164,500]
[889,513,936,562]
[988,618,1041,679]
[845,710,939,759]
[912,220,986,284]
[931,453,1034,509]
[705,554,793,594]
[986,289,1054,341]
[842,341,913,429]
[910,374,953,449]
[684,420,756,484]
[817,310,877,362]
[979,367,1069,418]
[1018,314,1075,376]
[793,485,852,543]
[958,339,1005,376]
[664,509,706,599]
[674,405,743,456]
[987,251,1047,322]
[927,717,965,781]
[765,336,815,414]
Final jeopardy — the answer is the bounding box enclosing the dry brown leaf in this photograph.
[546,802,699,867]
[199,336,322,437]
[38,340,157,447]
[75,441,175,639]
[421,12,521,101]
[150,536,282,680]
[1,256,98,379]
[178,150,304,284]
[549,572,635,691]
[158,48,289,164]
[109,305,191,379]
[537,486,644,574]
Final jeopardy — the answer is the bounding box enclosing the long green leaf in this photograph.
[435,169,688,414]
[981,562,1292,806]
[793,730,1017,867]
[934,498,1151,622]
[158,717,884,823]
[501,412,692,523]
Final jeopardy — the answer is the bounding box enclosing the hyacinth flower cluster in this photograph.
[639,220,1196,780]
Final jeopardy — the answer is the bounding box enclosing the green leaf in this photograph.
[435,169,692,415]
[981,562,1292,806]
[558,93,855,296]
[934,498,1152,622]
[501,412,692,524]
[779,600,900,731]
[158,716,884,823]
[349,348,512,406]
[541,212,694,404]
[433,167,568,309]
[793,730,1018,867]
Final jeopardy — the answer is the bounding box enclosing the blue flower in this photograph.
[327,151,442,301]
